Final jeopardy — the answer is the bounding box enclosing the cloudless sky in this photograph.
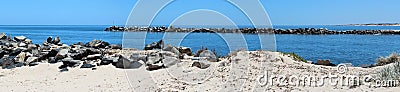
[0,0,399,25]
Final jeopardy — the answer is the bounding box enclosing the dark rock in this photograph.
[80,64,96,68]
[179,47,192,56]
[0,50,5,59]
[130,53,147,62]
[316,60,335,66]
[144,40,163,50]
[9,48,23,57]
[62,58,81,67]
[86,40,109,48]
[28,62,40,66]
[14,36,27,42]
[192,60,210,69]
[53,37,61,44]
[59,67,69,72]
[47,36,53,43]
[146,64,164,71]
[15,62,24,67]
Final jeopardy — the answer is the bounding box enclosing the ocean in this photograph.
[1,25,400,66]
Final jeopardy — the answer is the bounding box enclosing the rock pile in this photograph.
[0,33,123,71]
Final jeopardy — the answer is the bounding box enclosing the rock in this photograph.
[162,57,179,68]
[14,36,27,42]
[53,37,61,44]
[15,62,24,67]
[48,57,57,63]
[0,33,7,39]
[146,52,162,65]
[316,60,335,66]
[199,50,218,62]
[163,44,180,55]
[47,49,59,58]
[0,50,5,59]
[9,49,23,57]
[16,52,26,62]
[27,44,38,50]
[144,40,163,50]
[56,49,69,59]
[26,57,39,64]
[113,55,143,69]
[25,39,32,44]
[11,42,18,47]
[358,64,375,68]
[18,43,27,47]
[47,36,53,43]
[192,60,210,69]
[86,40,109,48]
[179,47,192,56]
[62,59,81,67]
[146,64,164,71]
[28,62,40,66]
[59,67,69,72]
[130,53,147,62]
[80,64,96,68]
[1,57,15,69]
[86,54,102,60]
[109,44,122,49]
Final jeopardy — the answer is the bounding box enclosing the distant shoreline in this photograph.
[338,23,400,26]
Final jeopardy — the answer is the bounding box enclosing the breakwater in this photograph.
[105,26,400,35]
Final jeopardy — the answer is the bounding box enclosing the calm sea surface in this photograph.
[1,25,400,66]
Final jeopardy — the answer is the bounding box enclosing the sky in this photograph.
[0,0,399,25]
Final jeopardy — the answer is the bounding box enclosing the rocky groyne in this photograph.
[0,33,218,72]
[105,26,400,35]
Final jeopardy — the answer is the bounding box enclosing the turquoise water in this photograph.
[1,25,400,66]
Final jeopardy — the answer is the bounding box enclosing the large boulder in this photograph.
[85,40,109,48]
[179,47,192,56]
[163,44,180,55]
[14,36,27,42]
[162,57,179,68]
[55,49,69,59]
[26,57,39,65]
[113,55,142,69]
[146,52,162,65]
[192,60,211,69]
[46,36,53,43]
[109,44,122,49]
[53,37,61,44]
[86,54,102,60]
[144,40,163,50]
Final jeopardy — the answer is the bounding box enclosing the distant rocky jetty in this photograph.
[344,23,400,26]
[105,26,400,35]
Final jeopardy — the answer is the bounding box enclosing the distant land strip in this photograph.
[340,23,400,26]
[105,26,400,35]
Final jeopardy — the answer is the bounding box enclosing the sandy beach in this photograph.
[2,50,400,92]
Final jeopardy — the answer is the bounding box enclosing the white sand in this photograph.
[1,51,399,92]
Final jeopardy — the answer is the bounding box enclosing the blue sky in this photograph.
[0,0,399,25]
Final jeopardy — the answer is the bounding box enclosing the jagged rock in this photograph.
[144,40,163,50]
[47,49,59,58]
[101,55,119,65]
[27,44,38,50]
[15,62,24,67]
[109,44,122,49]
[16,52,26,62]
[80,64,96,68]
[14,36,27,42]
[53,37,61,44]
[146,52,162,65]
[86,40,109,48]
[0,33,6,39]
[192,60,210,69]
[179,47,192,56]
[26,57,39,64]
[162,57,179,68]
[1,57,15,69]
[9,49,23,57]
[47,36,53,43]
[56,49,68,59]
[163,44,180,55]
[0,50,5,59]
[11,42,18,47]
